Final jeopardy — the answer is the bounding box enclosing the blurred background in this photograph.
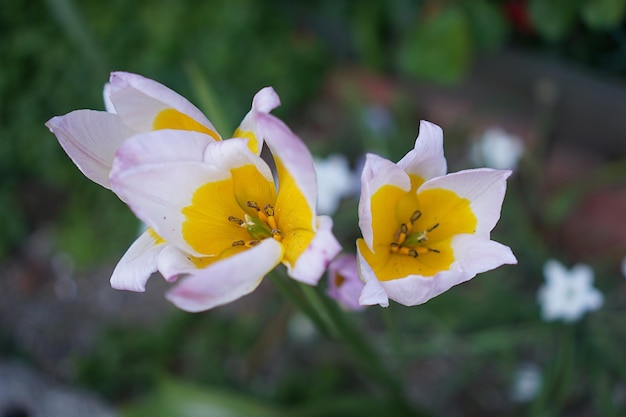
[1,0,625,416]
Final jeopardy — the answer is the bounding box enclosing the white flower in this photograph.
[314,154,358,215]
[537,259,603,322]
[357,121,517,307]
[621,257,626,279]
[510,363,542,403]
[472,127,524,170]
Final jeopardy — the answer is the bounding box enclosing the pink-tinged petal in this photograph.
[46,110,136,189]
[107,71,219,135]
[234,87,281,153]
[156,244,196,282]
[397,120,447,180]
[379,267,471,307]
[110,229,166,292]
[114,129,215,167]
[418,168,511,234]
[452,234,517,276]
[358,153,411,249]
[356,249,389,307]
[287,216,342,285]
[203,138,273,181]
[327,254,365,311]
[252,87,281,113]
[103,82,115,113]
[257,113,318,219]
[111,135,230,255]
[165,239,283,312]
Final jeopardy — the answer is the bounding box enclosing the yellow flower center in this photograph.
[227,201,283,247]
[388,209,441,257]
[180,159,315,270]
[358,175,477,281]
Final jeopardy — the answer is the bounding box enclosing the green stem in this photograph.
[267,273,331,336]
[299,284,341,339]
[298,283,428,415]
[271,271,431,416]
[381,306,404,369]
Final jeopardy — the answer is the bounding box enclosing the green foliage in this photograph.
[463,0,509,51]
[396,6,472,84]
[123,380,281,417]
[582,0,626,29]
[529,0,584,42]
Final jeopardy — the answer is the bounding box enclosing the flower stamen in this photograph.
[264,204,279,231]
[231,201,283,244]
[245,239,261,247]
[228,216,244,226]
[390,212,441,257]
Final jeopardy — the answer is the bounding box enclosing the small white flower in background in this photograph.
[510,363,542,403]
[621,257,626,279]
[472,127,524,170]
[314,154,358,215]
[537,259,603,323]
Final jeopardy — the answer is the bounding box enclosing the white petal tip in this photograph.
[253,87,281,113]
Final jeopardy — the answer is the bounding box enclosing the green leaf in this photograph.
[396,6,472,84]
[122,379,401,417]
[581,0,626,29]
[529,0,583,42]
[123,379,283,417]
[463,0,509,51]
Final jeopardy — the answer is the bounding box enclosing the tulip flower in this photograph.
[357,121,517,307]
[326,254,365,311]
[46,73,340,311]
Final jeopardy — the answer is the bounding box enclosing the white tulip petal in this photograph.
[165,239,283,312]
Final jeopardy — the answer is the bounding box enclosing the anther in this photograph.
[264,204,275,217]
[232,240,245,246]
[427,223,439,232]
[390,242,400,253]
[408,249,418,258]
[247,201,260,210]
[396,223,408,245]
[272,230,283,242]
[245,239,261,247]
[428,248,440,253]
[410,210,422,224]
[228,216,244,226]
